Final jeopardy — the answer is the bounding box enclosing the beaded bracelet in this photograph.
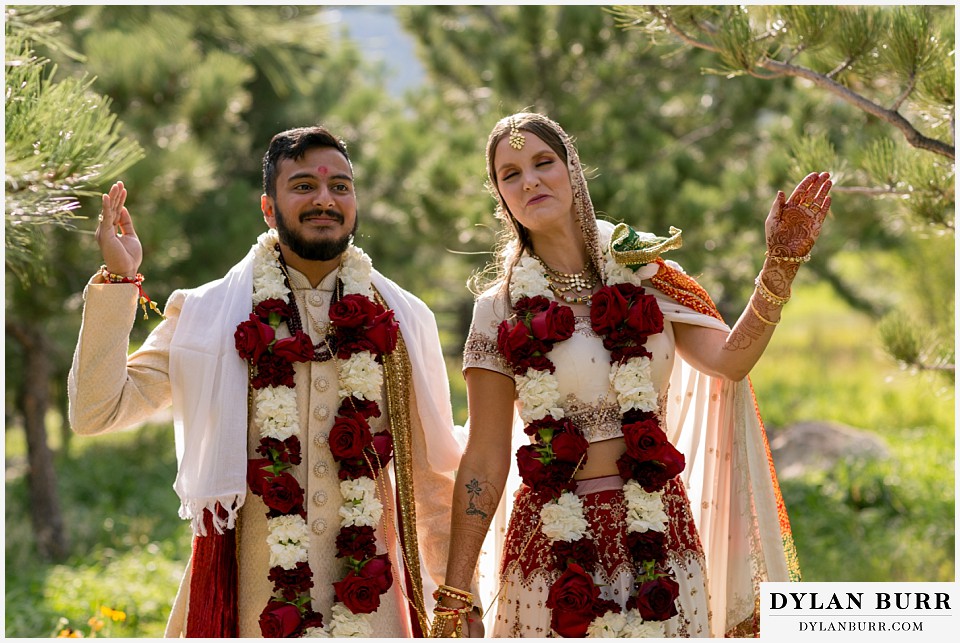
[754,275,790,307]
[98,265,164,320]
[749,299,779,326]
[434,584,474,608]
[765,250,811,264]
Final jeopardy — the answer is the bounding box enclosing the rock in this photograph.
[769,420,891,480]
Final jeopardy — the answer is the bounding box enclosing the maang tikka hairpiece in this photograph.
[508,118,525,150]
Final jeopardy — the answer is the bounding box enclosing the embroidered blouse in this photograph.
[462,281,680,443]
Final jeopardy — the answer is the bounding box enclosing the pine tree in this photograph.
[610,5,954,377]
[4,4,143,562]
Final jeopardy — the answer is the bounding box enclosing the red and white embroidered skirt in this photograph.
[492,475,712,638]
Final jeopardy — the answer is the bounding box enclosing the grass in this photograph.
[750,281,955,582]
[4,283,954,636]
[5,424,192,637]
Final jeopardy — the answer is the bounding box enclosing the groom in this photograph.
[68,126,476,637]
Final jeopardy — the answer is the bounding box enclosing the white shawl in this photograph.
[167,241,463,535]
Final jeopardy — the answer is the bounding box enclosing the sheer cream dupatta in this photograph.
[664,305,800,637]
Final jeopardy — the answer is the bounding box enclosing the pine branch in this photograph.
[634,6,955,161]
[748,55,953,161]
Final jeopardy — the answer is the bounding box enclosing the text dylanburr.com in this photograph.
[761,582,957,640]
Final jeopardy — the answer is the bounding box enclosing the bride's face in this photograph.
[492,132,574,235]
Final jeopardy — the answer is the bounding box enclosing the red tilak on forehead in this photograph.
[317,166,329,175]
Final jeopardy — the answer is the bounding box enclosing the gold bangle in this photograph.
[765,250,811,264]
[749,299,779,326]
[434,584,474,608]
[754,275,790,307]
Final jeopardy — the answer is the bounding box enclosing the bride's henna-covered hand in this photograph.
[764,171,832,266]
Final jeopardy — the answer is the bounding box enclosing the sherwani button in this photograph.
[313,491,328,506]
[313,461,329,478]
[311,518,327,535]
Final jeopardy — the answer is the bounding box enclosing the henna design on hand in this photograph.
[766,172,832,260]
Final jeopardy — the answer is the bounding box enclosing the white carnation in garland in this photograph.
[254,386,300,441]
[326,603,374,637]
[604,259,646,287]
[337,352,383,402]
[623,480,668,534]
[301,627,330,638]
[252,231,289,303]
[339,245,373,296]
[610,357,658,415]
[266,514,309,569]
[510,255,554,303]
[540,491,589,543]
[620,611,667,638]
[586,610,628,637]
[515,368,564,423]
[338,477,383,528]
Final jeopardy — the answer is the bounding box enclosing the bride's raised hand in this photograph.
[764,171,832,263]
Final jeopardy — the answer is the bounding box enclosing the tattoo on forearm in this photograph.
[465,478,490,520]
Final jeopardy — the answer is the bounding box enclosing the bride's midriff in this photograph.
[574,436,627,480]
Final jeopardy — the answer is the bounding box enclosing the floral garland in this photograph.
[497,253,685,638]
[234,230,399,638]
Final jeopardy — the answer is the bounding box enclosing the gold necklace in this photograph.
[533,254,597,305]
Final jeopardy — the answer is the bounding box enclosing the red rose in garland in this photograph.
[622,415,669,458]
[530,300,576,342]
[259,600,302,638]
[631,576,681,621]
[329,294,379,328]
[262,470,305,515]
[333,572,385,614]
[365,310,400,355]
[589,286,630,336]
[550,431,590,463]
[330,296,399,359]
[497,320,548,373]
[272,331,315,362]
[235,314,276,362]
[359,553,394,593]
[247,458,274,496]
[329,412,374,460]
[545,563,602,638]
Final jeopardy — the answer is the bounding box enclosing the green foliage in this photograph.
[751,282,954,582]
[5,424,191,637]
[4,6,142,286]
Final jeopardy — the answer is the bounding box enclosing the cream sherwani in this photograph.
[69,265,457,637]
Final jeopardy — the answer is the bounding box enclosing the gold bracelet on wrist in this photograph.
[749,299,779,326]
[765,250,811,264]
[754,274,790,307]
[434,584,474,608]
[430,606,468,638]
